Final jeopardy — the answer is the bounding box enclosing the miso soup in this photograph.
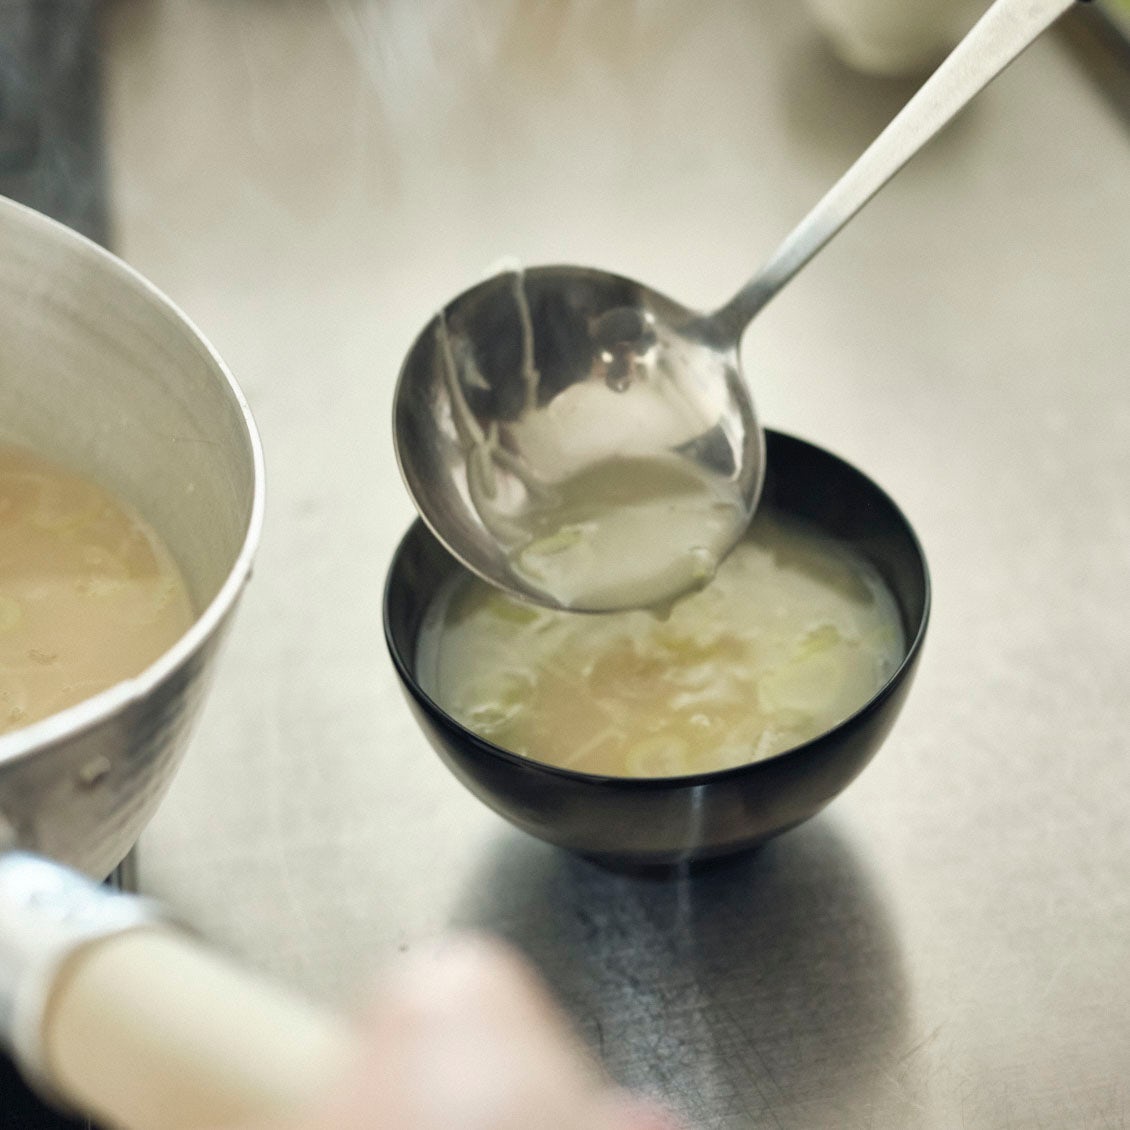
[0,444,193,735]
[417,511,905,777]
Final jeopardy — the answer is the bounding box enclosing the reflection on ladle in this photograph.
[393,0,1080,613]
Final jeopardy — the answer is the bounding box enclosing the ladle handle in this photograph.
[712,0,1081,339]
[0,854,357,1130]
[40,926,356,1130]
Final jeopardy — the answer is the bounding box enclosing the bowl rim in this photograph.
[383,428,930,790]
[0,197,266,769]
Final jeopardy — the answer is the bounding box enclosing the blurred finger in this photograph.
[301,935,679,1130]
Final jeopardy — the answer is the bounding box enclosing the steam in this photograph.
[321,0,685,160]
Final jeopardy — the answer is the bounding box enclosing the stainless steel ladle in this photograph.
[394,0,1080,613]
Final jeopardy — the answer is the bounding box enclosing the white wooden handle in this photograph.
[39,925,357,1130]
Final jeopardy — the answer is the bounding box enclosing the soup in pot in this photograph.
[0,444,194,735]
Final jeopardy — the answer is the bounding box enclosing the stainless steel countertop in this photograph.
[100,2,1130,1125]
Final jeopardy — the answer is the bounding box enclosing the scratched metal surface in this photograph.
[93,1,1130,1126]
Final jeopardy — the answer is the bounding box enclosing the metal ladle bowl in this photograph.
[394,266,763,613]
[393,0,1078,612]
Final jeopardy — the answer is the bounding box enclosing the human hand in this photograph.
[251,936,682,1130]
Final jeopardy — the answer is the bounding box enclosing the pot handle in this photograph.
[0,854,356,1130]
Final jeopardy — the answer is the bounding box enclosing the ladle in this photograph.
[394,0,1081,613]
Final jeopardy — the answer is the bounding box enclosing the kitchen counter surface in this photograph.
[94,2,1130,1125]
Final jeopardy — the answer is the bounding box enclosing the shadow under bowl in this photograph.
[384,430,929,867]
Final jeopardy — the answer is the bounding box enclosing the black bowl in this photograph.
[384,430,930,867]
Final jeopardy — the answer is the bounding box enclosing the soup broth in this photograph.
[417,510,905,777]
[503,454,748,612]
[0,444,194,735]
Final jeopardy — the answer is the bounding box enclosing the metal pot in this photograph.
[0,194,263,877]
